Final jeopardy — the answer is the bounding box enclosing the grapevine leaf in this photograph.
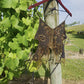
[11,15,19,27]
[0,0,42,82]
[28,61,37,72]
[10,15,24,31]
[24,26,35,41]
[34,22,39,32]
[8,72,14,80]
[20,0,27,3]
[19,3,27,11]
[16,51,23,59]
[17,50,28,60]
[15,7,20,13]
[28,27,35,40]
[22,35,28,46]
[28,61,42,72]
[16,34,28,46]
[4,70,8,77]
[27,1,33,6]
[16,34,22,43]
[0,67,3,75]
[8,41,20,50]
[15,25,24,32]
[8,53,16,59]
[0,37,5,41]
[0,0,18,9]
[12,38,17,42]
[0,17,11,28]
[5,57,19,70]
[22,17,31,26]
[19,0,27,11]
[0,60,4,75]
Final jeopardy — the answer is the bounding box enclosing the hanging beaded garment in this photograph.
[32,18,67,63]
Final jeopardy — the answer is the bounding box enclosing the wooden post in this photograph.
[43,0,62,84]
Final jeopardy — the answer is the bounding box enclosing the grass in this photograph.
[65,34,84,52]
[35,59,84,81]
[62,59,84,80]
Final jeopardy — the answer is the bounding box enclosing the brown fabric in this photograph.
[33,18,66,61]
[33,45,50,61]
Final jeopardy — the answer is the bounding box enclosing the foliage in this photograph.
[66,24,84,34]
[0,0,42,83]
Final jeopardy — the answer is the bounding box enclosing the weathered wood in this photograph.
[43,0,62,84]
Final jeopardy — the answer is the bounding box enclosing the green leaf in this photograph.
[5,57,19,70]
[19,0,27,11]
[8,53,16,59]
[0,67,3,75]
[17,50,28,60]
[28,61,42,72]
[11,15,19,27]
[0,0,42,82]
[20,0,27,3]
[10,15,24,31]
[8,72,14,80]
[15,25,24,32]
[15,7,20,13]
[12,38,17,42]
[4,70,8,77]
[22,35,28,46]
[22,17,31,26]
[0,37,5,41]
[16,34,28,46]
[24,26,36,41]
[16,51,23,59]
[0,60,4,75]
[0,17,11,28]
[19,3,27,11]
[8,41,20,50]
[28,61,37,72]
[0,0,18,8]
[27,1,33,6]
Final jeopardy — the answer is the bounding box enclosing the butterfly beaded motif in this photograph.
[33,19,67,62]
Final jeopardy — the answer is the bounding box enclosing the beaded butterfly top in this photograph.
[33,19,66,62]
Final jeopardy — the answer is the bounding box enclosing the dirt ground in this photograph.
[34,78,84,84]
[8,51,84,84]
[65,51,84,59]
[9,77,84,84]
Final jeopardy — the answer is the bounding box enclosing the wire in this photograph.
[44,7,69,21]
